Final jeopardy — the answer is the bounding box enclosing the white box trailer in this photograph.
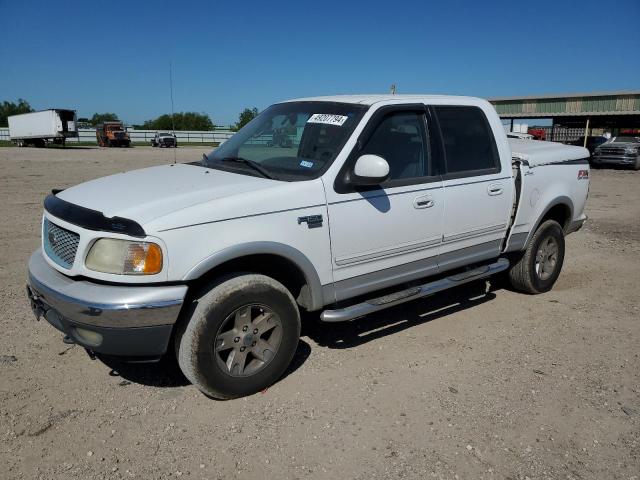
[8,109,78,147]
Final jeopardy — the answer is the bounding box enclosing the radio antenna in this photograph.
[169,61,177,164]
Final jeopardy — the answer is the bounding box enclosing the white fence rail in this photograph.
[0,127,235,144]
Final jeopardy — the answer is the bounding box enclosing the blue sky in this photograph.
[1,0,638,126]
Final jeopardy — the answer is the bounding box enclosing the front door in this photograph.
[325,107,444,303]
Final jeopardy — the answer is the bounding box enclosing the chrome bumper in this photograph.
[28,249,187,328]
[27,249,188,357]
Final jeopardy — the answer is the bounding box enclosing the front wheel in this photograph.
[176,274,301,399]
[507,219,565,294]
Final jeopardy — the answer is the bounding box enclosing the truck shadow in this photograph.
[98,280,497,390]
[302,280,497,350]
[97,339,312,389]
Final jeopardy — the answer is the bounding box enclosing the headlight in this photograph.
[86,239,163,275]
[625,147,638,154]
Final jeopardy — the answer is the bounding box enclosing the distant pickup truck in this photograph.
[27,95,590,399]
[592,135,640,169]
[151,132,177,148]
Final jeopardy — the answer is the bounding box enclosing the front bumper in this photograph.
[27,249,187,358]
[592,154,638,165]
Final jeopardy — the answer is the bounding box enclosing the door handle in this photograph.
[487,184,503,196]
[413,195,435,209]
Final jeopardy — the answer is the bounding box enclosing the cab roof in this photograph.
[283,94,484,106]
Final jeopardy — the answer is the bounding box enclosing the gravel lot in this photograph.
[1,146,638,480]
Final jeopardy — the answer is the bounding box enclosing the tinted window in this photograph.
[360,112,428,180]
[435,106,499,175]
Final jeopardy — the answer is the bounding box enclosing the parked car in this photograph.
[151,132,177,148]
[528,128,546,141]
[571,135,607,155]
[8,109,78,147]
[592,135,640,169]
[27,95,590,399]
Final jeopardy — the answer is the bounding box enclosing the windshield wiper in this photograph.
[219,157,275,180]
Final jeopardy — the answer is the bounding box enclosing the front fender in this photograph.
[182,241,325,311]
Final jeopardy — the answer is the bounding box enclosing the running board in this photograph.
[320,258,510,322]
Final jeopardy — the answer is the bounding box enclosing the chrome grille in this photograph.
[43,219,80,269]
[598,147,626,155]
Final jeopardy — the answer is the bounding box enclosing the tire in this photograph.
[176,273,301,399]
[634,157,640,171]
[507,219,565,294]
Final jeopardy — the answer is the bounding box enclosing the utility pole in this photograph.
[169,62,177,164]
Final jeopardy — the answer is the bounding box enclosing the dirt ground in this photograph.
[0,146,638,480]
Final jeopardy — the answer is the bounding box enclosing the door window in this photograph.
[360,112,429,181]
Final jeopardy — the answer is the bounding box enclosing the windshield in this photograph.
[612,136,640,143]
[201,101,367,181]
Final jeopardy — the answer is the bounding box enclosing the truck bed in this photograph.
[509,139,589,166]
[505,139,590,252]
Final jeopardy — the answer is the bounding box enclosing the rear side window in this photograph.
[434,106,500,176]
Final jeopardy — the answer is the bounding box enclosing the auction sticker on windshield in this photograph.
[307,114,349,126]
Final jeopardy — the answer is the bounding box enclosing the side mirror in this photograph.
[350,154,390,185]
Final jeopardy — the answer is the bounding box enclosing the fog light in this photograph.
[74,328,103,346]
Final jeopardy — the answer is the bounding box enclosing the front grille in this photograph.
[43,219,80,269]
[598,147,626,155]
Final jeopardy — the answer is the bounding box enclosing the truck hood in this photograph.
[597,141,640,149]
[56,163,277,228]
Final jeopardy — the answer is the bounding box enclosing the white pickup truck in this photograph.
[27,95,590,399]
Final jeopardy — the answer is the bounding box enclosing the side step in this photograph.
[320,258,509,322]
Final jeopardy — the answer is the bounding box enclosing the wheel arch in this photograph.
[182,242,325,311]
[524,196,574,248]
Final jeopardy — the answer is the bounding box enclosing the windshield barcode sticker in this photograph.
[307,114,349,126]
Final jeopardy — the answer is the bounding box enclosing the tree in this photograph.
[0,99,34,127]
[141,112,213,131]
[90,112,119,126]
[233,107,259,131]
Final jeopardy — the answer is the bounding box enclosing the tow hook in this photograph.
[26,285,44,321]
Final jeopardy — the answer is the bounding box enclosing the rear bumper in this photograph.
[27,249,187,358]
[567,214,587,234]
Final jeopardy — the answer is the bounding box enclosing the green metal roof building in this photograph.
[488,90,640,140]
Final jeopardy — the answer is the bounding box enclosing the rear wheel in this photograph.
[507,219,565,294]
[176,274,301,399]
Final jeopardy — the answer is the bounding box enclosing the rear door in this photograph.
[432,105,513,271]
[325,105,445,302]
